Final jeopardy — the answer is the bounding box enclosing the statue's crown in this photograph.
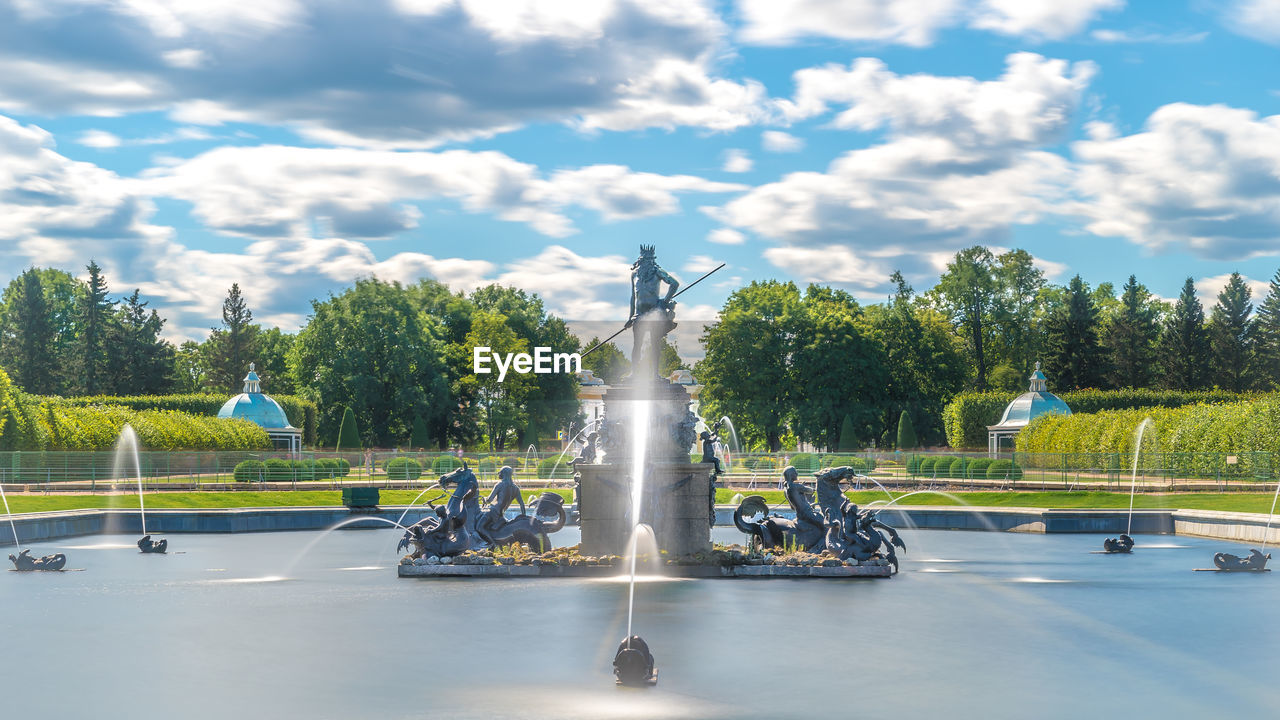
[639,244,656,259]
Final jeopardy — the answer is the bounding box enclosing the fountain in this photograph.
[1103,418,1154,554]
[1203,464,1279,572]
[114,425,168,554]
[3,480,70,571]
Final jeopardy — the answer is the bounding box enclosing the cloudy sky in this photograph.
[3,0,1280,346]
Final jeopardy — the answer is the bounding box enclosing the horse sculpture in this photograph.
[9,549,67,571]
[1213,548,1270,571]
[137,535,168,554]
[398,464,566,559]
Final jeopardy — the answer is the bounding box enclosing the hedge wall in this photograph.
[40,404,270,451]
[1015,395,1280,476]
[45,393,318,446]
[943,389,1247,449]
[0,368,42,451]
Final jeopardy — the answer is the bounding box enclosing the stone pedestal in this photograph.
[578,462,714,557]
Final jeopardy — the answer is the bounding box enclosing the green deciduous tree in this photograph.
[255,327,296,395]
[933,246,998,389]
[696,280,801,452]
[1158,277,1211,390]
[1044,275,1104,391]
[1208,272,1254,392]
[581,337,629,384]
[1104,275,1159,389]
[462,309,532,451]
[993,249,1046,382]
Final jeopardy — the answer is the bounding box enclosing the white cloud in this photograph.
[495,245,632,320]
[782,52,1095,149]
[971,0,1123,41]
[77,129,122,149]
[683,255,721,274]
[707,228,746,245]
[143,146,744,239]
[737,0,965,47]
[1090,28,1208,44]
[1073,103,1280,259]
[1196,273,1270,305]
[1224,0,1280,45]
[762,130,804,152]
[0,0,763,145]
[722,149,753,173]
[762,244,893,291]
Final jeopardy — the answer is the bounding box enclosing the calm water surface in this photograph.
[3,527,1278,719]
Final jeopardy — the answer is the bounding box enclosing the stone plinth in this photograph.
[397,562,894,578]
[578,462,714,557]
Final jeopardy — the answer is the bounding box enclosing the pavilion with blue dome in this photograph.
[987,362,1071,455]
[218,363,302,453]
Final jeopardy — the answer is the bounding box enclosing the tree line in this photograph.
[0,265,582,450]
[692,246,1280,452]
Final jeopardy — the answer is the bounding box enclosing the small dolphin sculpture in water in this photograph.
[9,549,67,571]
[613,635,658,687]
[1213,549,1270,571]
[137,535,168,554]
[1102,534,1134,553]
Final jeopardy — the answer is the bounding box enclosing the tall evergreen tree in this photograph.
[1044,275,1104,390]
[108,289,174,394]
[895,410,918,450]
[75,260,114,395]
[1158,277,1211,389]
[1104,275,1159,388]
[0,269,58,393]
[933,246,999,389]
[205,283,260,391]
[1208,272,1254,391]
[336,406,361,451]
[1252,268,1280,389]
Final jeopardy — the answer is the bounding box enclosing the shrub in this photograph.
[742,456,778,471]
[314,458,340,478]
[478,455,501,473]
[385,456,423,480]
[537,456,574,479]
[790,453,819,473]
[918,457,938,474]
[432,454,463,474]
[966,457,994,478]
[263,458,295,482]
[335,458,351,476]
[233,459,266,482]
[987,460,1023,480]
[43,393,318,446]
[946,457,966,479]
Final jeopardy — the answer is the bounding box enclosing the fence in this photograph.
[1,448,1276,492]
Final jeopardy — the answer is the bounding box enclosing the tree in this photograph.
[0,269,57,393]
[255,327,296,395]
[790,285,889,451]
[696,281,801,452]
[205,284,260,392]
[336,406,361,451]
[581,337,629,384]
[659,338,685,377]
[1043,275,1104,390]
[1104,275,1159,388]
[896,410,918,450]
[410,415,431,450]
[172,341,207,393]
[1158,278,1211,390]
[837,414,858,451]
[461,310,532,451]
[1209,272,1254,391]
[1252,268,1280,389]
[867,272,966,445]
[107,289,174,394]
[0,268,80,394]
[992,249,1046,382]
[933,246,999,389]
[290,279,449,448]
[74,260,114,395]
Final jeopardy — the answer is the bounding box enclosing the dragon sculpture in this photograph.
[398,464,566,559]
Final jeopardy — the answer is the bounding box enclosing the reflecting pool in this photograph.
[3,528,1278,719]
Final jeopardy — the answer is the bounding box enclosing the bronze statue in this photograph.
[9,549,67,571]
[624,245,679,381]
[137,535,168,554]
[613,635,658,687]
[732,467,826,551]
[1102,534,1134,553]
[1213,548,1270,571]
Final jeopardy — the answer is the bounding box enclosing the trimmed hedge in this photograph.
[0,369,44,451]
[432,454,463,474]
[987,459,1023,480]
[943,389,1248,449]
[965,457,995,478]
[233,459,265,482]
[537,455,574,479]
[45,393,319,446]
[1015,395,1280,477]
[33,403,270,451]
[385,456,423,480]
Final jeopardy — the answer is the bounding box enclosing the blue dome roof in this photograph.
[217,364,298,431]
[990,362,1071,429]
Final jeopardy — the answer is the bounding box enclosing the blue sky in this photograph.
[2,0,1280,349]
